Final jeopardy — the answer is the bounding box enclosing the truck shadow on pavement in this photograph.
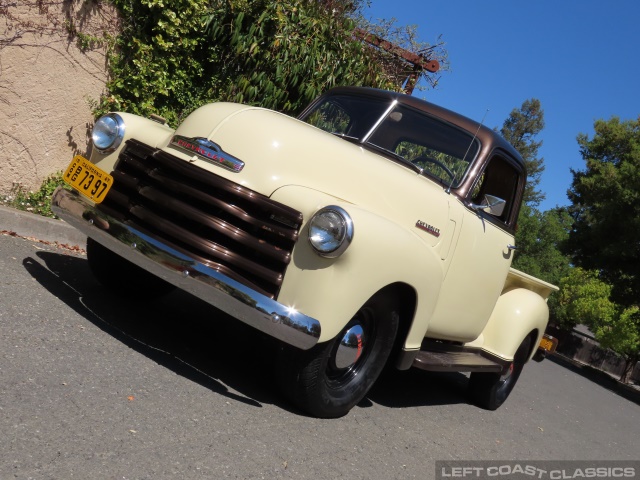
[367,369,469,409]
[25,249,471,415]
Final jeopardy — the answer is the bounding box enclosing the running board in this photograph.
[412,344,508,373]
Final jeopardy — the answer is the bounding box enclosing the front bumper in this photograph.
[51,187,321,350]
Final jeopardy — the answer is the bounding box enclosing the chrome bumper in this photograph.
[51,187,321,350]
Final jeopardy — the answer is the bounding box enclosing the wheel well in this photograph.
[373,282,417,357]
[525,329,539,360]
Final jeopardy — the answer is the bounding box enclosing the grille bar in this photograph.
[137,186,291,264]
[99,139,302,299]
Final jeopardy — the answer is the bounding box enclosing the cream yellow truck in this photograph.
[52,87,558,418]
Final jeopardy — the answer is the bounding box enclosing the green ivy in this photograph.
[96,0,220,125]
[96,0,403,124]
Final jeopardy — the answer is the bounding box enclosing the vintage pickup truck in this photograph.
[52,87,558,418]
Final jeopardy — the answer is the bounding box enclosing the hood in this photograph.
[165,104,445,215]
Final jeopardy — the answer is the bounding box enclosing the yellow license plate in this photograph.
[63,155,113,204]
[539,337,555,353]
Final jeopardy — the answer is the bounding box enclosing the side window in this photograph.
[471,155,522,224]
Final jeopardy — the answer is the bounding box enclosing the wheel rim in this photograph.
[496,361,521,403]
[334,324,365,369]
[327,307,376,386]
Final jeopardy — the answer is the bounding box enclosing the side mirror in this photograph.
[471,194,506,217]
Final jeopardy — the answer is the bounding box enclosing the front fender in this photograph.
[271,186,443,344]
[477,288,550,361]
[89,112,175,174]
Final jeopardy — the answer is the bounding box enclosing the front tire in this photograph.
[276,294,399,418]
[86,237,175,299]
[468,336,532,410]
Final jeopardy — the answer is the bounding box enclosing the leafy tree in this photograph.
[555,268,640,383]
[511,204,572,285]
[564,116,640,382]
[500,99,546,208]
[510,204,572,323]
[554,268,617,331]
[566,116,640,308]
[204,0,395,114]
[593,306,640,383]
[204,0,446,114]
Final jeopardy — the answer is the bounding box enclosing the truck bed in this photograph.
[504,268,559,300]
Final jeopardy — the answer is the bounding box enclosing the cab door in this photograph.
[426,153,525,342]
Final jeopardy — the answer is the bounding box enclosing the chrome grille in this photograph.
[98,139,302,299]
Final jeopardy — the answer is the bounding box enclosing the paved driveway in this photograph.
[1,234,638,479]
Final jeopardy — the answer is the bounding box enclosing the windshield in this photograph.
[301,94,480,187]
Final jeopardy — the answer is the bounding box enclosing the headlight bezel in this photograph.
[92,113,125,154]
[307,205,354,258]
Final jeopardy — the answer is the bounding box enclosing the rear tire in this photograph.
[276,294,399,418]
[86,237,175,299]
[468,336,532,410]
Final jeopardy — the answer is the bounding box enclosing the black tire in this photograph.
[468,336,532,410]
[532,349,547,362]
[86,237,175,299]
[276,294,399,418]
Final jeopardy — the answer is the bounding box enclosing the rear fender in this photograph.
[476,288,549,361]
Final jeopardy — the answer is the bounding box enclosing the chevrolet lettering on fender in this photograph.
[416,220,441,237]
[52,87,558,418]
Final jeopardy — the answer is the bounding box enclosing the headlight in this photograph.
[92,113,125,153]
[308,206,354,258]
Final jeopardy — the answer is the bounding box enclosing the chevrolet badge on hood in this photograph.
[171,135,245,172]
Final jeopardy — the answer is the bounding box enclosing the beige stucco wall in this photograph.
[0,0,117,194]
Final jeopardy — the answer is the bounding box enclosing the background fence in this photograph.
[547,325,640,385]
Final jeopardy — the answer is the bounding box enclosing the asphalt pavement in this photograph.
[1,203,638,404]
[1,206,639,479]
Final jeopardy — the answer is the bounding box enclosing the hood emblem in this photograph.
[415,220,440,237]
[171,135,245,172]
